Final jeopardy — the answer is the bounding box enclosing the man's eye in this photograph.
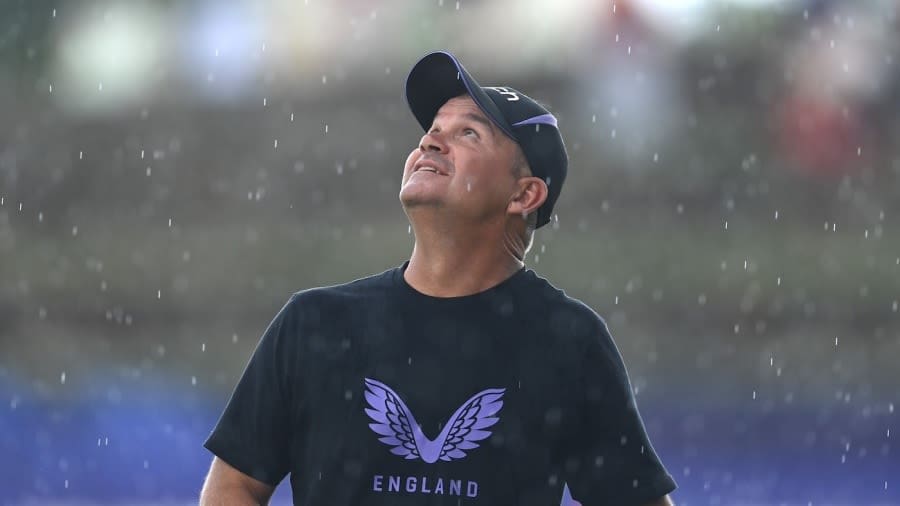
[463,128,478,137]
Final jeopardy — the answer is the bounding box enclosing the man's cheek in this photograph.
[404,150,418,173]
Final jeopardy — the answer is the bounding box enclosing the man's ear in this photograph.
[507,176,548,218]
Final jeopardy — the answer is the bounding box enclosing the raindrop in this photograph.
[407,356,412,365]
[79,151,83,160]
[835,337,839,346]
[653,153,659,162]
[168,218,172,227]
[774,210,779,220]
[325,124,329,134]
[290,113,294,122]
[407,225,412,234]
[146,166,152,176]
[157,289,161,299]
[274,139,278,149]
[49,83,53,93]
[614,296,619,305]
[232,333,239,343]
[71,226,78,236]
[724,221,728,230]
[38,212,43,222]
[98,82,103,91]
[752,391,757,400]
[627,46,631,55]
[777,277,782,286]
[467,182,471,192]
[191,376,197,386]
[322,75,327,84]
[60,372,66,384]
[455,1,460,9]
[201,343,206,352]
[263,97,267,107]
[592,114,596,123]
[52,8,56,18]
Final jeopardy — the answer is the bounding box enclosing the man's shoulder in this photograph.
[523,269,608,335]
[286,265,399,307]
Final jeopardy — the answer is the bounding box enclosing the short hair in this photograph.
[511,148,537,254]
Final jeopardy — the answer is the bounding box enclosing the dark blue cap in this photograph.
[405,51,568,228]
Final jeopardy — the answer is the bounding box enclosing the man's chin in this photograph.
[399,188,444,209]
[399,198,444,212]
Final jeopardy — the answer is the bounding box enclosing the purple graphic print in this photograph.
[363,378,505,464]
[560,483,582,506]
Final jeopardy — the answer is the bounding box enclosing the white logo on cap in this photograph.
[485,87,519,102]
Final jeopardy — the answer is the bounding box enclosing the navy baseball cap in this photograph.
[404,51,568,228]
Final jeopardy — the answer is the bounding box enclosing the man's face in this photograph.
[400,95,521,223]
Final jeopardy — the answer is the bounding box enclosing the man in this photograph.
[201,51,676,505]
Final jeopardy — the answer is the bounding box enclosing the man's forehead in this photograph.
[435,95,484,117]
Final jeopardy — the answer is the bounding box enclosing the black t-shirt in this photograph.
[204,263,676,505]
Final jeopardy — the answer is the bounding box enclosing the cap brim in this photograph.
[405,51,515,139]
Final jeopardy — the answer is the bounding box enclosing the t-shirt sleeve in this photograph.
[562,314,676,505]
[203,294,299,486]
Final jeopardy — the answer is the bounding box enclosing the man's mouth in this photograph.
[413,160,448,175]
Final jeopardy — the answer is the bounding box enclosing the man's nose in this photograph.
[419,131,448,153]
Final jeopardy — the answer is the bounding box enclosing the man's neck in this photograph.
[403,220,524,298]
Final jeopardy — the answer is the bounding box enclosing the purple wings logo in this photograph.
[363,378,505,464]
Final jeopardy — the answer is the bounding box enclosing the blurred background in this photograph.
[1,0,898,504]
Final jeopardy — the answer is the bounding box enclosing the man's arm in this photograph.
[642,494,674,506]
[200,456,276,505]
